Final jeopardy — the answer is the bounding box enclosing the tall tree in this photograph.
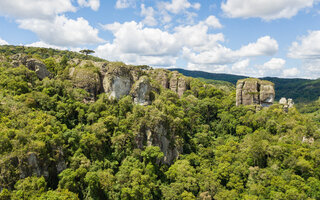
[80,49,95,59]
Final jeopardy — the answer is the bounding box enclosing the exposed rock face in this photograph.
[136,122,181,164]
[169,71,188,97]
[70,67,101,97]
[146,125,180,164]
[236,78,275,107]
[103,65,134,99]
[10,54,51,80]
[154,69,169,88]
[25,59,51,80]
[260,82,275,107]
[131,76,153,105]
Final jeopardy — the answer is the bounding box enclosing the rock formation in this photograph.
[10,54,51,80]
[131,76,153,105]
[279,97,294,112]
[102,64,134,100]
[236,78,275,107]
[70,67,102,99]
[169,71,188,97]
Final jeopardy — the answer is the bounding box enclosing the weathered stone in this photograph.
[236,78,275,107]
[131,76,153,105]
[170,71,188,97]
[279,97,287,105]
[145,124,180,164]
[288,98,294,108]
[260,82,275,107]
[154,69,169,88]
[25,59,51,80]
[279,97,294,112]
[70,67,101,97]
[102,65,134,99]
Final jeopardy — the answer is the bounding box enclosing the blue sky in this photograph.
[0,0,320,79]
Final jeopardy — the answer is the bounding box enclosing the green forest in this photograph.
[1,46,320,200]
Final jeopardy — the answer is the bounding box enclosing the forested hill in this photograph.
[170,68,320,103]
[1,45,320,200]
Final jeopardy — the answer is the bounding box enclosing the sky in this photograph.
[0,0,320,79]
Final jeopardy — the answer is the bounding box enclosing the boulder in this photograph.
[25,59,51,80]
[279,97,287,105]
[9,54,51,80]
[131,76,153,105]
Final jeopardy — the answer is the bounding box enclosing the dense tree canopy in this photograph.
[0,46,320,199]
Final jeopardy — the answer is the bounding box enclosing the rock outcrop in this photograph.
[10,54,51,80]
[169,71,189,97]
[236,78,275,107]
[70,67,102,98]
[131,76,153,105]
[102,65,134,100]
[279,97,294,112]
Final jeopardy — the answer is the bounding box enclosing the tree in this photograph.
[80,49,95,59]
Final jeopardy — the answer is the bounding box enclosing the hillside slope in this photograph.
[170,68,320,103]
[1,46,320,200]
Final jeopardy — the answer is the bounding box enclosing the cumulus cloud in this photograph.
[260,58,286,70]
[282,68,300,77]
[18,15,104,47]
[288,30,320,78]
[97,17,226,66]
[78,0,100,11]
[221,0,315,20]
[97,21,179,66]
[205,16,223,29]
[183,36,278,66]
[0,0,76,19]
[141,4,157,26]
[232,59,250,71]
[0,38,9,45]
[236,36,279,57]
[288,30,320,59]
[159,0,201,14]
[115,0,136,9]
[26,41,67,50]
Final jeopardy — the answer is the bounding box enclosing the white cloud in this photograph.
[0,0,76,19]
[236,36,279,57]
[78,0,100,11]
[97,17,225,66]
[97,21,179,66]
[115,0,136,9]
[282,68,300,77]
[183,36,278,66]
[221,0,315,20]
[141,4,157,26]
[159,0,201,14]
[0,38,9,45]
[260,58,286,70]
[232,59,250,71]
[288,30,320,59]
[174,18,224,51]
[26,41,66,50]
[288,31,320,78]
[205,16,223,29]
[18,15,104,47]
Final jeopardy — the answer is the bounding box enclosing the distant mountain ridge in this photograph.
[169,68,320,103]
